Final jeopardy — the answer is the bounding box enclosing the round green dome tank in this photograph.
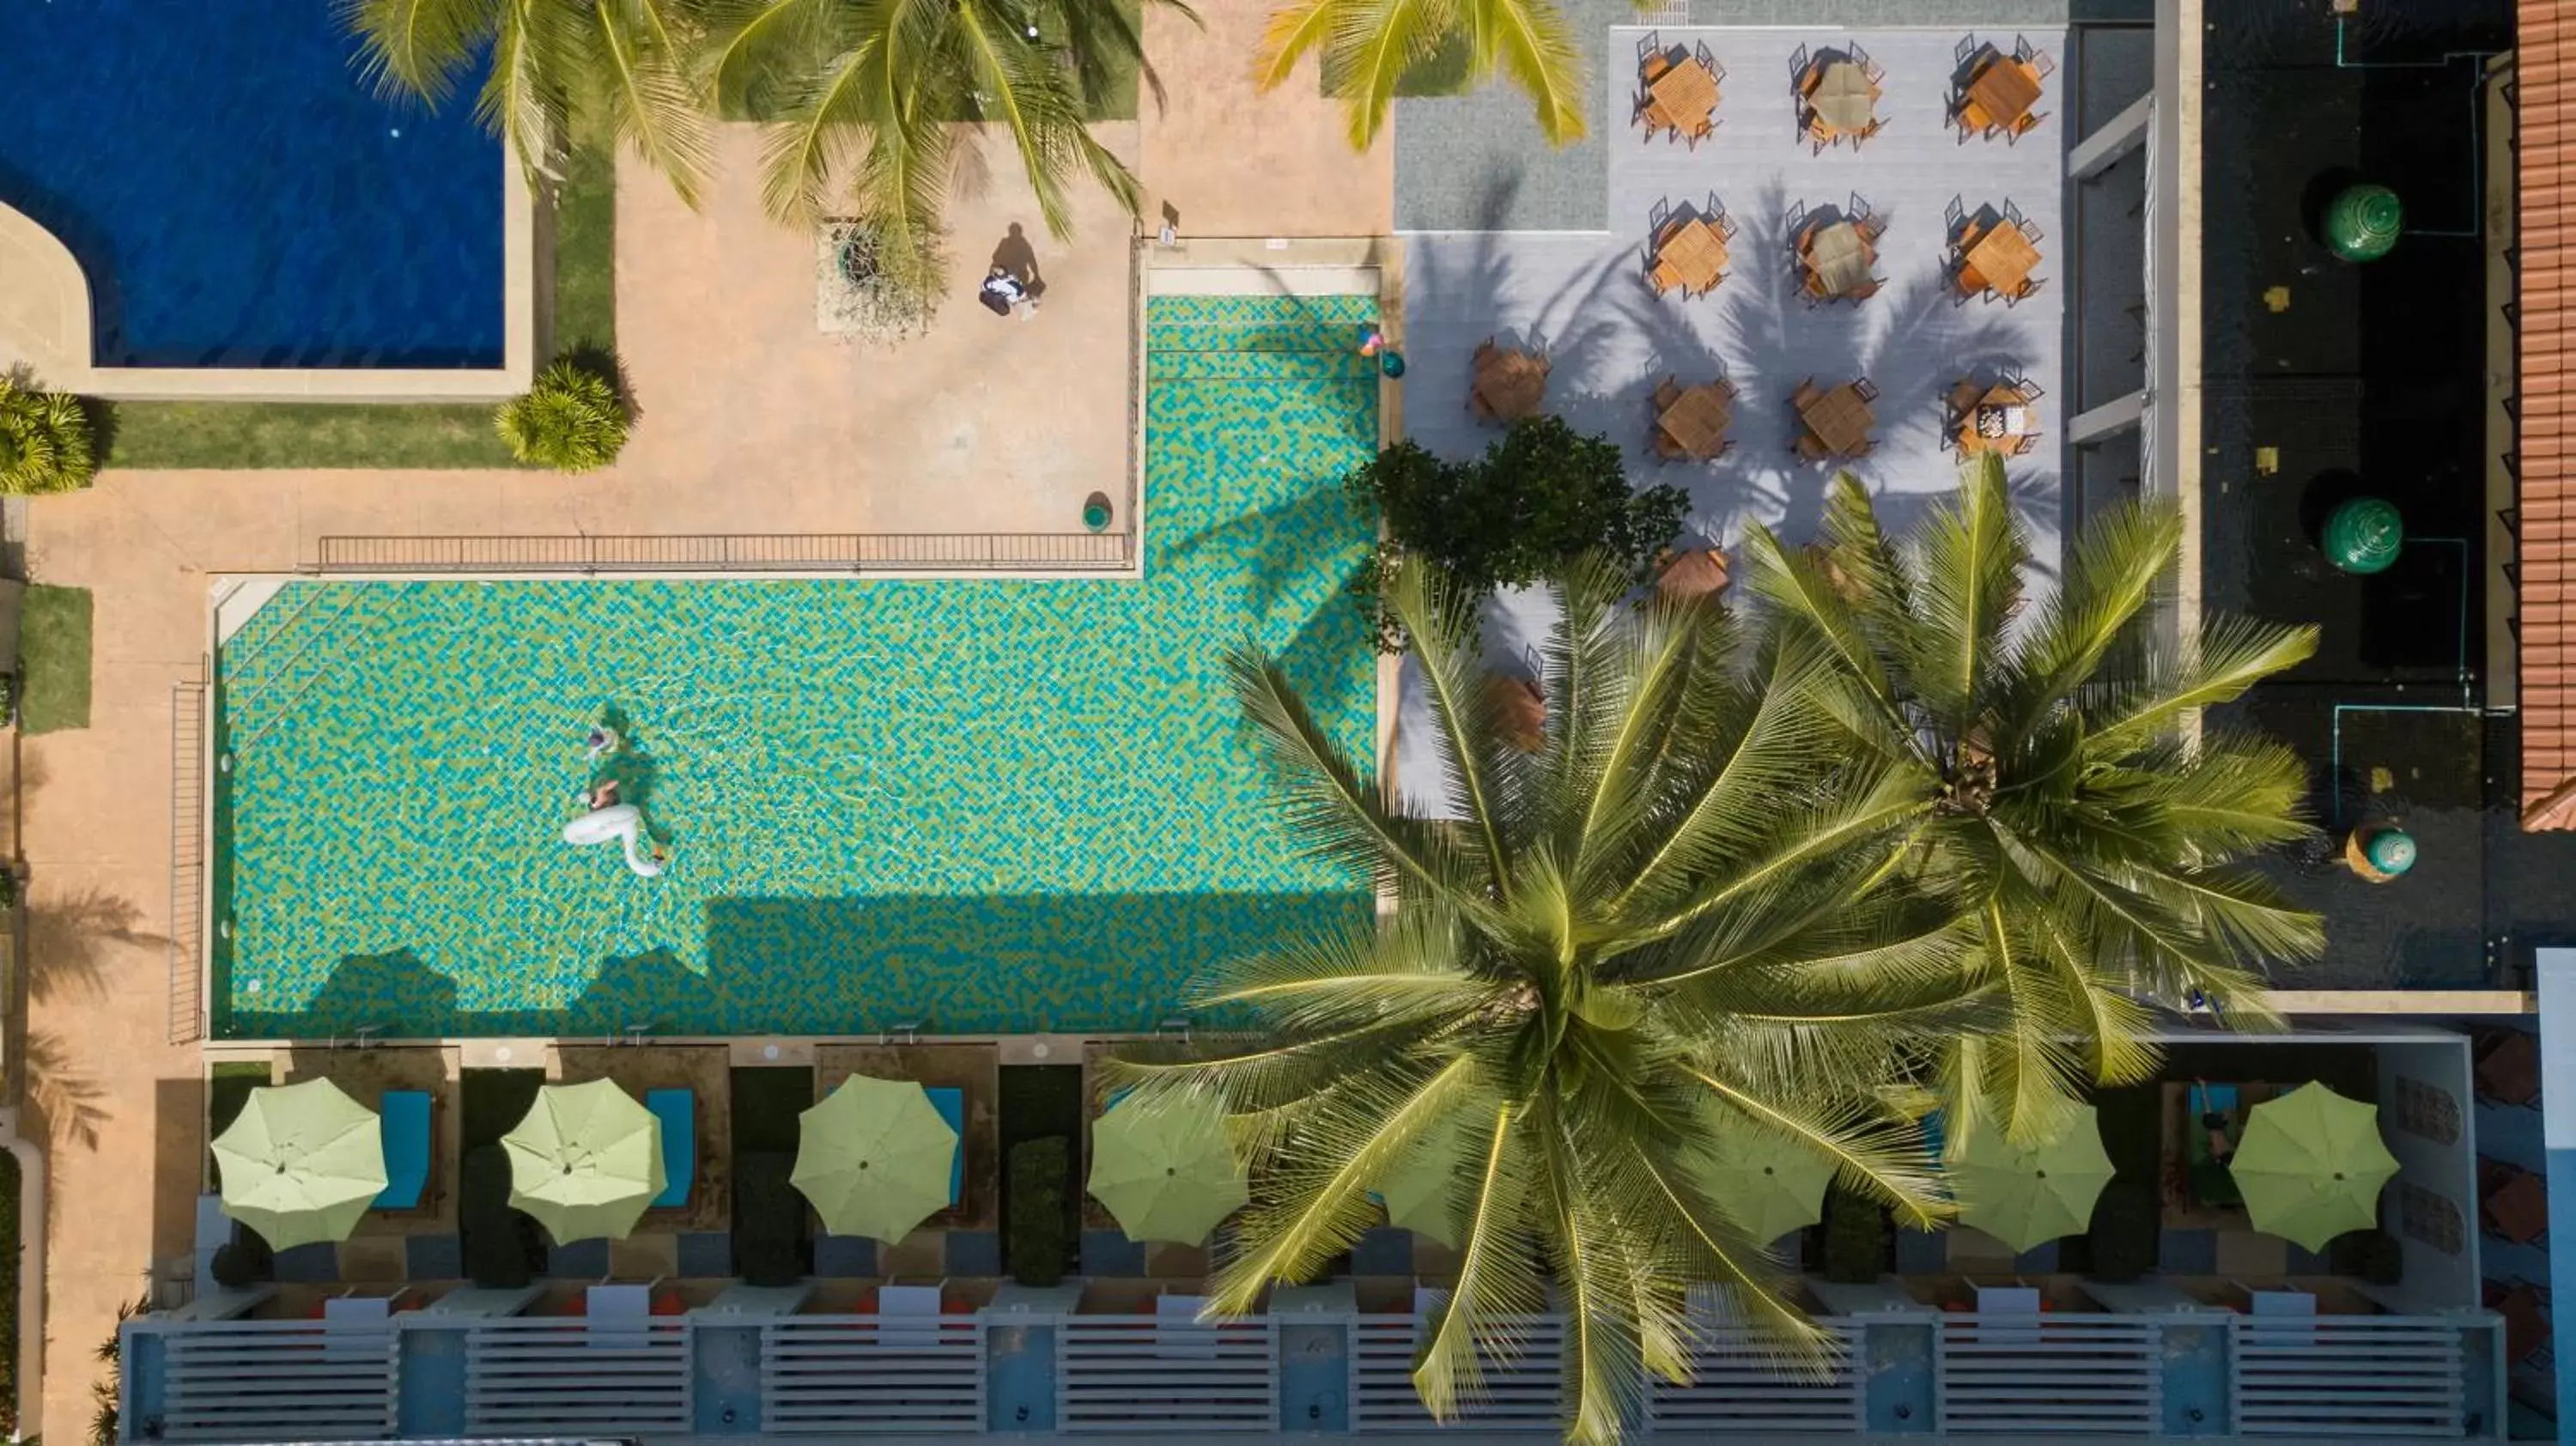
[2323,496,2403,574]
[1081,490,1113,532]
[2324,184,2403,263]
[2364,828,2418,878]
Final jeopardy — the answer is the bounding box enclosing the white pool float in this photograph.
[563,804,662,878]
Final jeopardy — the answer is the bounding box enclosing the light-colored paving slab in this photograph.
[1396,25,2069,817]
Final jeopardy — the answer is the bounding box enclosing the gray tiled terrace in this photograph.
[1395,25,2076,817]
[1402,26,2069,552]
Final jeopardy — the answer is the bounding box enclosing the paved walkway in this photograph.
[15,32,1384,1433]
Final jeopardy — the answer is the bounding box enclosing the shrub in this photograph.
[0,381,97,495]
[2085,1177,2160,1284]
[1820,1186,1889,1285]
[732,1151,809,1288]
[1006,1136,1072,1287]
[495,361,629,472]
[2332,1227,2403,1285]
[459,1143,538,1288]
[1344,416,1688,649]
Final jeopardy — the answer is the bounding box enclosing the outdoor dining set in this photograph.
[1467,337,2044,466]
[1631,32,2054,153]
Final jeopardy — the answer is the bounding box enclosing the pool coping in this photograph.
[0,149,534,401]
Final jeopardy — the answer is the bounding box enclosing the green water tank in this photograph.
[2324,184,2403,263]
[1081,491,1113,532]
[2323,496,2403,574]
[1380,351,1406,379]
[2364,827,2418,878]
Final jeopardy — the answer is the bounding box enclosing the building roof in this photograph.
[2523,0,2576,829]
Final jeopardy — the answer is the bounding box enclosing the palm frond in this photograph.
[1463,0,1588,144]
[1898,453,2026,726]
[1385,556,1521,896]
[2086,614,2319,756]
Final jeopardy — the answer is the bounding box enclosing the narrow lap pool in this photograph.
[212,293,1382,1037]
[0,1,503,368]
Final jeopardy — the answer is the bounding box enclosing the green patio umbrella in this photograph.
[1693,1124,1833,1245]
[1948,1106,2118,1253]
[792,1075,959,1243]
[1377,1123,1466,1248]
[502,1078,665,1245]
[1087,1091,1248,1246]
[212,1078,389,1251]
[2229,1082,2402,1252]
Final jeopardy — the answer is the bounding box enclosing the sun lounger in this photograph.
[587,1283,653,1349]
[925,1085,965,1206]
[647,1089,694,1209]
[879,1283,945,1347]
[374,1090,433,1210]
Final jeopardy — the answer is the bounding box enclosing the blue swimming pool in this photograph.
[0,2,504,368]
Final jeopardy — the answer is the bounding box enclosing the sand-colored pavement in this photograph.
[15,31,1385,1436]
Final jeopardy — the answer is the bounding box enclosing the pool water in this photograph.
[0,1,502,368]
[213,293,1382,1037]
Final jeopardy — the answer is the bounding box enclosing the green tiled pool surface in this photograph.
[213,293,1382,1038]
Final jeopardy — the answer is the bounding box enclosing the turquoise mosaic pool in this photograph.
[212,293,1381,1038]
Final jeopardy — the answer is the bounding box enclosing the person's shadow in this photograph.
[991,222,1045,300]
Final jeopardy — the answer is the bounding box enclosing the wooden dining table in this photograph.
[1948,380,2040,455]
[1472,347,1548,422]
[1654,215,1729,295]
[1656,381,1734,458]
[1960,219,2041,299]
[1795,380,1874,457]
[1962,54,2043,132]
[1803,220,1875,298]
[1805,60,1877,135]
[1643,57,1719,136]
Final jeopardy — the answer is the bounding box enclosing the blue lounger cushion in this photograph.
[926,1086,964,1206]
[374,1091,432,1210]
[647,1089,694,1209]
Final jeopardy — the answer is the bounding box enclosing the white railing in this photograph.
[1936,1313,2163,1434]
[762,1315,985,1434]
[465,1318,692,1436]
[2230,1315,2470,1437]
[1647,1319,1866,1434]
[1351,1314,1564,1432]
[152,1320,398,1442]
[1056,1314,1279,1432]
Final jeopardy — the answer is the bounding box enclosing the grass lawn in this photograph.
[16,585,90,734]
[94,142,617,472]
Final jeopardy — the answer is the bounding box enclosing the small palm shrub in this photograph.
[496,362,629,472]
[0,380,97,495]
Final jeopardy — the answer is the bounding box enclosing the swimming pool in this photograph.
[0,2,502,368]
[211,293,1381,1037]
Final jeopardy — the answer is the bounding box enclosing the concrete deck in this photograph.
[15,31,1387,1430]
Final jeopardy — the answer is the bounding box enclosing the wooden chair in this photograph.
[1638,30,1669,82]
[1955,33,1981,68]
[2008,111,2046,145]
[2006,276,2047,307]
[1853,377,1879,404]
[1694,39,1724,82]
[1945,194,1968,233]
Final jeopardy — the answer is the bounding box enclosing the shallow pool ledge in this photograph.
[0,152,535,402]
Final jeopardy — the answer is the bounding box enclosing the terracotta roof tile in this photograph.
[2524,0,2576,827]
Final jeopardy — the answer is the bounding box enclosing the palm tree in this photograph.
[1256,0,1585,150]
[1742,458,2324,1144]
[707,0,1194,298]
[1114,557,1989,1445]
[347,0,715,204]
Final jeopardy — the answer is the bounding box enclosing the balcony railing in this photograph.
[119,1298,2506,1442]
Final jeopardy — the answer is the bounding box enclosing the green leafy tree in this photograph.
[347,0,714,204]
[1348,416,1687,648]
[496,362,631,472]
[1115,557,1984,1445]
[0,380,96,495]
[1256,0,1586,150]
[707,0,1195,300]
[1742,457,2324,1144]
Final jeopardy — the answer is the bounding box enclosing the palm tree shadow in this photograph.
[25,1028,107,1151]
[27,887,170,1006]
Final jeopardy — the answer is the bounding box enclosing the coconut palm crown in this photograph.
[1114,557,1994,1445]
[347,0,714,204]
[1257,0,1585,151]
[707,0,1194,298]
[1743,457,2325,1145]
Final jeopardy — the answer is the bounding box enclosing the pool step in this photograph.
[1146,293,1377,330]
[1147,351,1378,383]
